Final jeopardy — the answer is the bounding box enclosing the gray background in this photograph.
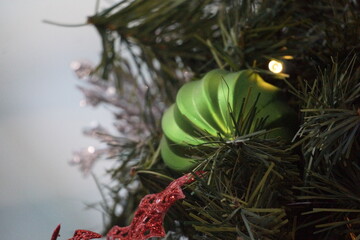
[0,1,114,239]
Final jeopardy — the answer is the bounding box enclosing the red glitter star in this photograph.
[107,172,203,240]
[68,229,102,240]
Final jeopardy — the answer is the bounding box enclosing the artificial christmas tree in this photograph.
[61,0,360,239]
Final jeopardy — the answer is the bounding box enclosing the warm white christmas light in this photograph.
[268,60,283,73]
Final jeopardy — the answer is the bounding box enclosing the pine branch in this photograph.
[178,136,300,240]
[294,162,360,239]
[294,55,360,177]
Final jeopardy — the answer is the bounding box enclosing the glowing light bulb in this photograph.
[268,60,283,73]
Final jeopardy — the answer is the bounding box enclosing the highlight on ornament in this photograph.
[268,59,284,73]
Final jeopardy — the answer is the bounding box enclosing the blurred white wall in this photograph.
[0,1,113,239]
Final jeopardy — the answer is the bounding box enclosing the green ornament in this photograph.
[161,69,297,172]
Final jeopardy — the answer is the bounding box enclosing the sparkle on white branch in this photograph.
[87,146,96,154]
[70,61,81,71]
[79,99,87,107]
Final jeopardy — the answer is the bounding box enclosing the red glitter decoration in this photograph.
[50,225,102,240]
[106,172,202,240]
[50,172,204,240]
[51,224,61,240]
[68,229,102,240]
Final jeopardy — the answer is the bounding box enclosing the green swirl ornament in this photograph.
[161,69,297,172]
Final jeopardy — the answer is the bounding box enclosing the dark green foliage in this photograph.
[83,0,360,239]
[294,161,360,238]
[187,138,300,240]
[289,56,360,239]
[294,56,360,177]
